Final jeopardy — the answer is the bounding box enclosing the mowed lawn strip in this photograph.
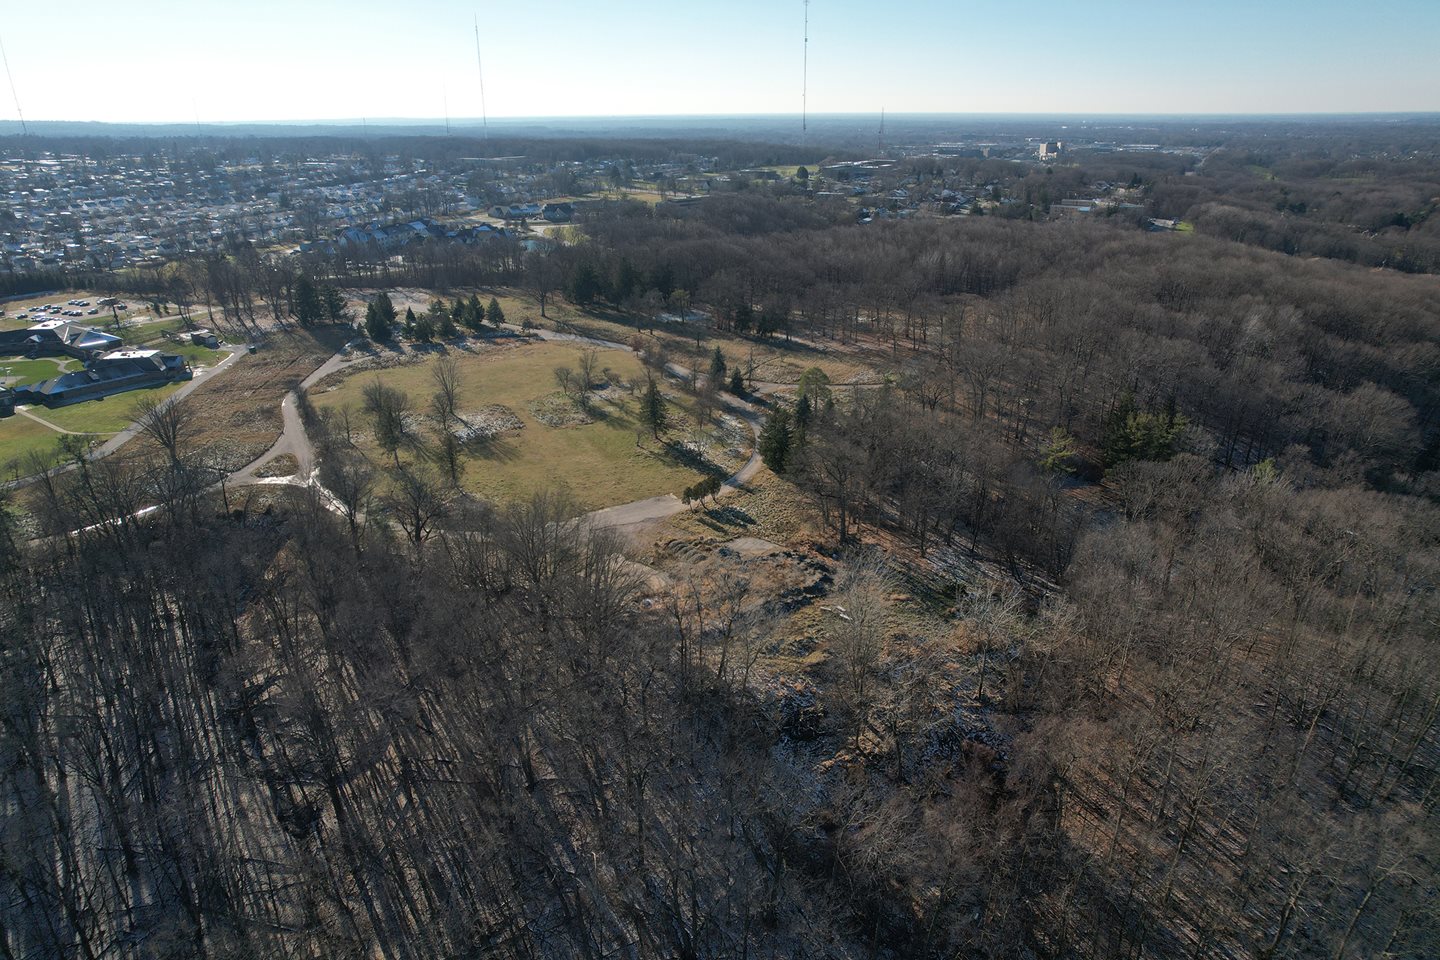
[311,340,714,511]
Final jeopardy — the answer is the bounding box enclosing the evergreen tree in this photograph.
[293,274,323,326]
[570,263,602,306]
[321,284,350,323]
[365,301,393,341]
[374,291,397,325]
[462,294,484,331]
[487,297,506,326]
[729,368,746,395]
[642,379,667,439]
[403,306,417,336]
[794,393,813,432]
[758,407,793,474]
[1104,390,1187,467]
[708,346,727,383]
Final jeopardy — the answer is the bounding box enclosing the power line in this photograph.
[0,33,26,136]
[473,15,489,142]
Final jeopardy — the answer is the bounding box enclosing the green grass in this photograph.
[22,381,184,434]
[0,357,79,386]
[0,415,70,475]
[311,340,729,511]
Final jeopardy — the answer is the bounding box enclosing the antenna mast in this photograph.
[443,79,451,136]
[473,15,489,142]
[0,34,26,136]
[802,0,809,135]
[878,106,884,155]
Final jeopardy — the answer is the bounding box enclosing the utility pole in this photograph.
[802,0,809,136]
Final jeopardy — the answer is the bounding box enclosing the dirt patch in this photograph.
[254,453,300,478]
[455,405,523,442]
[528,391,594,427]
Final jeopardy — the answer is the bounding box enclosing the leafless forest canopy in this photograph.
[2,119,1439,958]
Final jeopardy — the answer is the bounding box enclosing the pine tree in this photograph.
[374,291,397,325]
[365,301,392,341]
[729,368,746,395]
[758,407,793,474]
[462,295,484,331]
[708,346,727,383]
[642,379,667,439]
[321,284,350,323]
[403,306,417,336]
[293,274,323,326]
[487,297,506,327]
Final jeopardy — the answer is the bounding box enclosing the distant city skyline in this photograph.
[2,0,1437,124]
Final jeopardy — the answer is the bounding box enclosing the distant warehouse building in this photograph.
[13,349,191,408]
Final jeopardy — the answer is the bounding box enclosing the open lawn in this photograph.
[0,356,79,387]
[0,414,73,476]
[311,339,742,511]
[24,381,185,434]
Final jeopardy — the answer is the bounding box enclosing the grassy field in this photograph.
[0,373,182,472]
[311,340,739,511]
[24,382,185,434]
[0,356,79,386]
[0,414,72,476]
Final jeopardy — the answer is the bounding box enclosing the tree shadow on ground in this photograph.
[465,434,521,463]
[660,439,726,478]
[695,504,756,534]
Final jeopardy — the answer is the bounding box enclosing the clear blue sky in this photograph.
[1,0,1436,122]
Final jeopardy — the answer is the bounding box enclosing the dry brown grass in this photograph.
[186,326,349,470]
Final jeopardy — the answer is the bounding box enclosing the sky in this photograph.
[1,0,1437,123]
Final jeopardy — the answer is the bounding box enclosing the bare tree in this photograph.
[362,380,411,466]
[430,355,463,429]
[131,393,194,466]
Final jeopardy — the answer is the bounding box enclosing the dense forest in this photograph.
[3,124,1439,958]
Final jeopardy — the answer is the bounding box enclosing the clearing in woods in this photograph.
[309,339,749,511]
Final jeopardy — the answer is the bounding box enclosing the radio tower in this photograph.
[473,15,489,142]
[0,34,26,136]
[878,106,885,155]
[802,0,809,135]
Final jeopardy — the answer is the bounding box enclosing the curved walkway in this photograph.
[223,329,769,532]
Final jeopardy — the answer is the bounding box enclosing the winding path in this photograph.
[223,329,770,533]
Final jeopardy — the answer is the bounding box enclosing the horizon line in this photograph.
[2,110,1440,129]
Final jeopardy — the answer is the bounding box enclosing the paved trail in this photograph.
[224,329,769,533]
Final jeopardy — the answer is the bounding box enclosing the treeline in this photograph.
[549,200,1439,489]
[1148,147,1440,273]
